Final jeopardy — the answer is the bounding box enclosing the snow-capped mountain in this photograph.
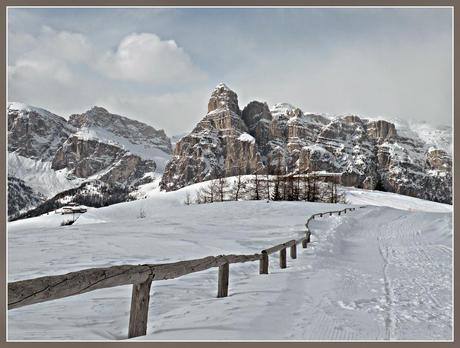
[8,103,172,219]
[8,102,75,160]
[161,84,452,204]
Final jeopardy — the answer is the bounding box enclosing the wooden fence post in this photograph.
[217,262,229,298]
[329,212,332,216]
[128,279,152,338]
[290,244,297,259]
[280,248,287,269]
[302,238,308,248]
[259,251,269,274]
[338,211,341,216]
[306,231,311,243]
[320,213,323,217]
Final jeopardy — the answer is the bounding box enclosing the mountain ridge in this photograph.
[160,84,452,204]
[7,85,452,219]
[7,102,172,219]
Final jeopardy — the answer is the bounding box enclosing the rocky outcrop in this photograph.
[160,84,452,204]
[99,154,156,186]
[52,136,125,177]
[367,120,397,140]
[426,148,451,171]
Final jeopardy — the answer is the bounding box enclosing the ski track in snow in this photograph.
[7,197,452,341]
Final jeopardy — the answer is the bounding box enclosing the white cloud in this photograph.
[97,33,205,85]
[40,26,93,63]
[8,26,93,87]
[9,57,73,84]
[9,26,92,63]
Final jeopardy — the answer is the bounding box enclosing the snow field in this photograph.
[7,187,452,340]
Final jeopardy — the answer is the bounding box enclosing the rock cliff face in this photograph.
[8,103,172,218]
[160,84,452,204]
[160,84,261,190]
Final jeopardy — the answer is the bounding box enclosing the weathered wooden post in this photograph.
[217,262,229,298]
[128,279,153,338]
[290,243,297,259]
[306,231,311,243]
[329,212,332,216]
[302,238,308,248]
[320,213,323,217]
[259,250,269,274]
[338,211,341,216]
[280,248,287,269]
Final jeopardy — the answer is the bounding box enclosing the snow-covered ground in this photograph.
[7,187,452,341]
[344,187,452,213]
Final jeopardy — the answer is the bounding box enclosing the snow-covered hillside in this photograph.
[8,188,452,340]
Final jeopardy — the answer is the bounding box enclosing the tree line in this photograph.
[186,164,345,205]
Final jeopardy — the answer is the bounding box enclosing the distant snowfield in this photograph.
[7,153,84,198]
[8,186,452,340]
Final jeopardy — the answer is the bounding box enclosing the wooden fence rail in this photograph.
[8,205,363,339]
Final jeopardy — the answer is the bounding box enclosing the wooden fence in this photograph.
[8,206,362,339]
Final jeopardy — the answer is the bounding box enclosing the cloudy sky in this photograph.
[8,7,452,135]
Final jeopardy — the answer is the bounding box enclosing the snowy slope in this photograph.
[8,189,452,340]
[344,187,452,213]
[8,153,84,198]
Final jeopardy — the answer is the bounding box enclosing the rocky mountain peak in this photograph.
[207,83,241,115]
[8,102,74,160]
[88,105,109,115]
